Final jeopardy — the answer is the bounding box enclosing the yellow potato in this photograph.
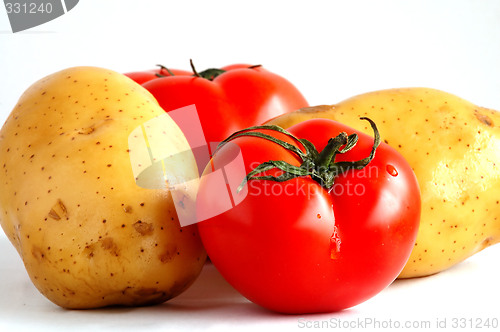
[267,88,500,278]
[0,66,206,308]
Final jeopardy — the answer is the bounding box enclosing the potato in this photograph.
[266,88,500,278]
[0,66,206,308]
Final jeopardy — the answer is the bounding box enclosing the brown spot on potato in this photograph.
[101,237,120,256]
[134,288,160,297]
[159,244,178,263]
[133,221,154,236]
[475,112,494,127]
[32,246,45,262]
[480,237,494,250]
[48,199,68,220]
[116,287,170,306]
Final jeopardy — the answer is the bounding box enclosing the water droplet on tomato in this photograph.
[386,164,398,177]
[317,213,321,219]
[330,226,341,259]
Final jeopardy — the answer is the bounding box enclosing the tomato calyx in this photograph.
[189,59,225,81]
[154,61,264,81]
[217,117,381,192]
[190,60,263,81]
[155,64,176,77]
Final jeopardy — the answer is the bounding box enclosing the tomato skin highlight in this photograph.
[125,64,308,145]
[197,118,420,314]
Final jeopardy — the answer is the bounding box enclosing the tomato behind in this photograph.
[126,64,308,145]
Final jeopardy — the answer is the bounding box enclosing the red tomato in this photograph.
[196,118,420,314]
[124,63,308,145]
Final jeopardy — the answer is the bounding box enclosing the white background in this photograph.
[1,1,500,331]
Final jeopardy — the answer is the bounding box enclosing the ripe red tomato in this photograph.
[196,118,420,314]
[124,62,308,145]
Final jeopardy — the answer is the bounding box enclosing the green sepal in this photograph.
[218,117,381,192]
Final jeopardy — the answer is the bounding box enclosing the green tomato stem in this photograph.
[218,118,381,192]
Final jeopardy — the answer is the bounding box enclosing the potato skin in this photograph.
[0,66,206,308]
[267,88,500,278]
